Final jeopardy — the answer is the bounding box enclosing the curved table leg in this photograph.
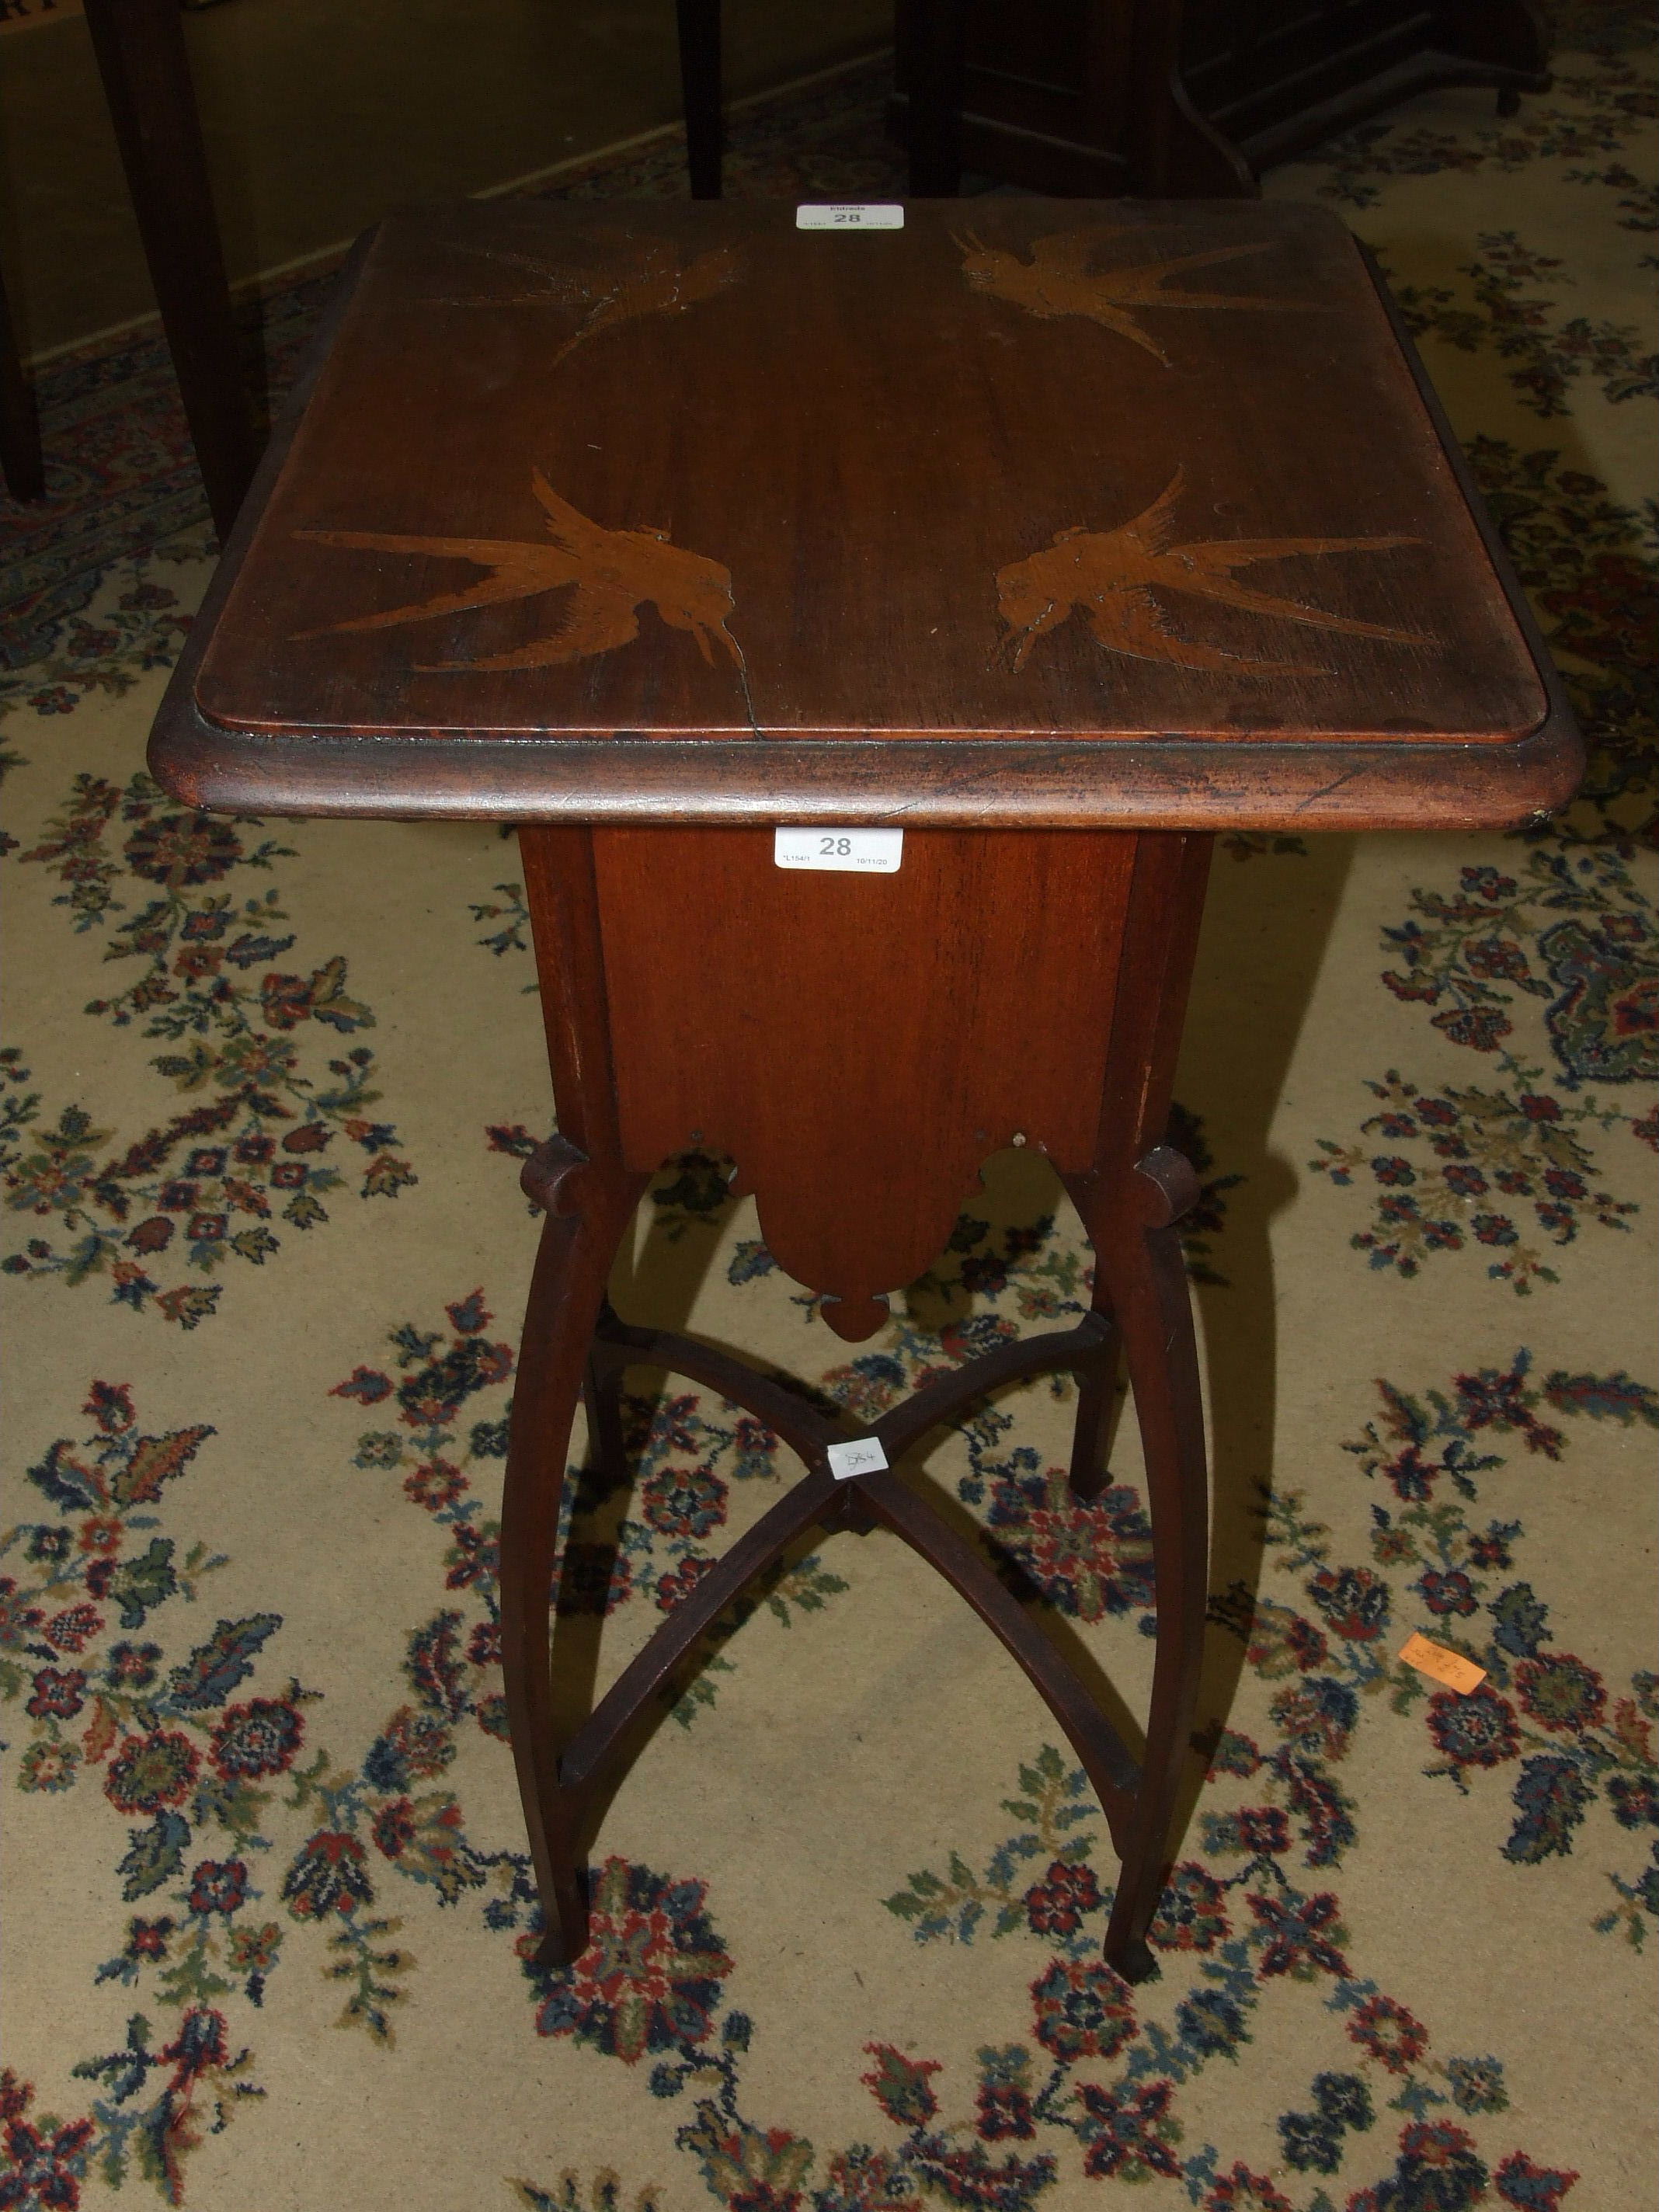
[905,0,969,197]
[81,0,259,538]
[505,1146,1202,1984]
[858,1468,1138,1845]
[581,1344,631,1498]
[1066,1314,1122,1502]
[1072,1147,1209,1981]
[500,1142,647,1968]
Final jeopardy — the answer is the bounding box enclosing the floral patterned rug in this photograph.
[3,13,1656,2212]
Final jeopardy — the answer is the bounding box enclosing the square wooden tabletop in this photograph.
[151,199,1580,831]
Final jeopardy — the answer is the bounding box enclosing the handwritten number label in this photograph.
[826,1437,889,1481]
[774,828,904,875]
[1398,1632,1487,1695]
[795,203,905,231]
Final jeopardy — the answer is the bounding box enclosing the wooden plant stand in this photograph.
[149,197,1578,1983]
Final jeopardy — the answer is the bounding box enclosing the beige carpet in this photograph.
[2,19,1656,2211]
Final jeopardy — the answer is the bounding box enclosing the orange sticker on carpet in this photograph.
[1399,1632,1487,1694]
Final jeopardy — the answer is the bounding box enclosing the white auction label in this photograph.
[826,1437,889,1482]
[796,203,905,231]
[774,827,904,874]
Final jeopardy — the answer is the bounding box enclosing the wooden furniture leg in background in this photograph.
[903,0,969,196]
[895,0,1551,197]
[498,822,1213,1978]
[676,0,724,201]
[676,0,968,200]
[81,0,259,539]
[0,259,45,505]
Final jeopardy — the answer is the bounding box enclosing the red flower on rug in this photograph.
[527,1856,732,2064]
[104,1730,200,1815]
[1029,1956,1137,2062]
[1347,1995,1429,2073]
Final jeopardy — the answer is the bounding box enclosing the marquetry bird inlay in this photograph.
[431,235,740,365]
[995,470,1430,676]
[954,225,1322,363]
[293,471,742,673]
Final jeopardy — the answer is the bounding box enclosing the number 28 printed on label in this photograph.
[795,203,905,231]
[774,828,905,875]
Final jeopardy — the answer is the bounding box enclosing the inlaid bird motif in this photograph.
[293,470,742,673]
[431,235,740,365]
[954,224,1320,363]
[995,469,1429,676]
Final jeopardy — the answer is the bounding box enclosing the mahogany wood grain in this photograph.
[1077,1143,1211,1977]
[593,824,1135,1333]
[193,200,1543,750]
[519,827,625,1175]
[152,194,1584,823]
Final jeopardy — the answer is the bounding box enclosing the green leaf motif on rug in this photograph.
[470,878,539,992]
[1286,34,1658,210]
[70,2009,262,2205]
[509,2177,664,2212]
[0,567,199,750]
[4,973,1620,2211]
[1306,435,1657,1292]
[850,1716,1590,2207]
[1216,1351,1659,1945]
[1312,850,1654,1289]
[1379,229,1657,417]
[2,770,416,1324]
[885,1743,1099,1944]
[1469,437,1657,853]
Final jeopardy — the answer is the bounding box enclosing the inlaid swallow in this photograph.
[294,471,741,673]
[954,224,1321,363]
[995,469,1429,676]
[431,236,740,364]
